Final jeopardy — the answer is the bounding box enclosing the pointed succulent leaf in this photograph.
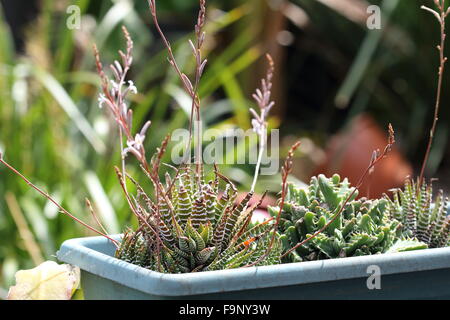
[318,175,340,209]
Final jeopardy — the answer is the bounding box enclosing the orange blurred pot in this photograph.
[313,114,412,199]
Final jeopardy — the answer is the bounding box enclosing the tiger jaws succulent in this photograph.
[269,174,427,263]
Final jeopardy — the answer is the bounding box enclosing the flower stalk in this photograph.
[418,0,450,188]
[250,54,275,193]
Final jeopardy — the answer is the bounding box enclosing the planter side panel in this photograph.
[59,236,450,299]
[81,268,450,300]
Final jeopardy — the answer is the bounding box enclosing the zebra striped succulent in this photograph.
[386,179,450,248]
[93,0,282,273]
[270,174,426,263]
[115,166,281,273]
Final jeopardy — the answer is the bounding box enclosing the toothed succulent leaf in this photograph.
[272,175,426,263]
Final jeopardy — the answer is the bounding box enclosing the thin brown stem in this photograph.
[147,0,194,96]
[0,157,119,247]
[419,1,449,189]
[148,0,207,179]
[85,198,110,236]
[114,168,163,243]
[193,0,207,182]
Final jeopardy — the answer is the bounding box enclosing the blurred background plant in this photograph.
[1,0,449,298]
[0,0,275,295]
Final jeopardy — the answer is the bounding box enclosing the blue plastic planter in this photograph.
[57,235,450,300]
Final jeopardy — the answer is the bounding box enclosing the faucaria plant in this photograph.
[1,0,283,274]
[270,175,427,263]
[270,126,429,262]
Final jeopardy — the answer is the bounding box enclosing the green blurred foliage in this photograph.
[0,0,274,292]
[2,0,448,296]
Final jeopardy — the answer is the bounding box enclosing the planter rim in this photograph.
[57,235,450,297]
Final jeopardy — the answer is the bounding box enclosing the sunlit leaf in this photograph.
[7,261,80,300]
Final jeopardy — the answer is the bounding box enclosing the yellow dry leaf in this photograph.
[7,261,80,300]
